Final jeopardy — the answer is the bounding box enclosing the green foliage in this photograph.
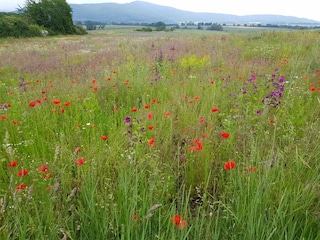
[0,14,41,37]
[0,1,87,38]
[22,0,75,34]
[206,23,223,31]
[153,21,166,31]
[136,27,153,32]
[73,25,88,35]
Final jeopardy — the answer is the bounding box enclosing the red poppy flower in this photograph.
[8,160,18,167]
[224,161,236,170]
[38,165,48,173]
[1,115,7,121]
[189,138,203,151]
[164,112,170,117]
[221,132,230,138]
[148,112,153,119]
[171,214,182,225]
[29,101,36,107]
[12,120,19,125]
[269,119,275,125]
[17,169,29,176]
[64,102,71,107]
[36,99,42,104]
[170,214,187,230]
[189,146,197,151]
[211,107,219,112]
[75,158,85,165]
[310,86,316,92]
[52,99,61,105]
[15,183,27,191]
[132,107,137,112]
[148,138,155,147]
[198,118,205,123]
[148,126,154,130]
[101,135,108,141]
[144,104,150,109]
[74,147,81,153]
[201,134,207,138]
[133,214,138,222]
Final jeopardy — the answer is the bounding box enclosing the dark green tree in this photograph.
[21,0,75,34]
[153,21,166,31]
[207,23,223,31]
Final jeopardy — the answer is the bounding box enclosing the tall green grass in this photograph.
[1,29,320,239]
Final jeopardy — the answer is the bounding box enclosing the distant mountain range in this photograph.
[70,1,320,25]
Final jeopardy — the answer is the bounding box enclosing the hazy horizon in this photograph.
[1,0,320,22]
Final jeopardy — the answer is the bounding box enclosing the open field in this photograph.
[89,25,291,35]
[1,29,320,239]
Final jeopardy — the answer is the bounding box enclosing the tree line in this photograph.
[0,0,86,38]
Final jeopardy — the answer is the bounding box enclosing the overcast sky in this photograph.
[1,0,320,22]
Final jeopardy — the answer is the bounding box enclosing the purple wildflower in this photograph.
[125,117,131,123]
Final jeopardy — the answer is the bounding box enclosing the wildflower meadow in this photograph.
[1,28,320,239]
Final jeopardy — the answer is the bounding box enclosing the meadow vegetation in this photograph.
[0,28,320,239]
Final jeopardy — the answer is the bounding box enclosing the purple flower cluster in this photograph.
[150,50,164,84]
[1,104,8,110]
[124,117,145,146]
[19,77,27,91]
[241,73,258,95]
[240,68,285,114]
[261,72,285,108]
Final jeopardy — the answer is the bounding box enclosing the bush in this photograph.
[136,27,153,32]
[74,25,88,35]
[207,24,224,31]
[28,24,43,37]
[0,15,43,38]
[0,18,12,37]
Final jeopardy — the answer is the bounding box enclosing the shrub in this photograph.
[74,25,88,35]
